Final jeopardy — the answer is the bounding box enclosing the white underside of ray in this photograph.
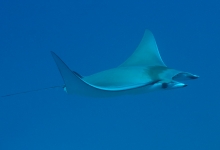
[119,29,166,67]
[51,52,159,97]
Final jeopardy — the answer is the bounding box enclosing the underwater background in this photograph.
[0,0,219,149]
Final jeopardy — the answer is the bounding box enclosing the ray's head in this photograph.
[172,72,199,81]
[145,66,198,91]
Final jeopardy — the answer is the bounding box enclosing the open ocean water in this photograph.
[0,0,219,150]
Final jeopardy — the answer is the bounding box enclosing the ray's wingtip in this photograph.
[50,51,59,59]
[144,29,153,34]
[50,51,55,55]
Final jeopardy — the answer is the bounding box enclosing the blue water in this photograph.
[0,0,219,149]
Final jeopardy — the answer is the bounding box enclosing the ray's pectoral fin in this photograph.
[51,51,161,97]
[119,30,166,67]
[51,51,113,96]
[51,52,129,95]
[51,51,85,94]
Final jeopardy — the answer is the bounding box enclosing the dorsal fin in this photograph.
[119,30,166,67]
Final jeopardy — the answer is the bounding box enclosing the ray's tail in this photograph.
[1,85,63,98]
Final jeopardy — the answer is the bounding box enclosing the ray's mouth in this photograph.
[161,82,187,89]
[173,82,187,88]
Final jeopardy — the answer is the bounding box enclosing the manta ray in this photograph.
[51,30,199,98]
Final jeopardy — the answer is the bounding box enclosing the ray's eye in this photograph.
[162,83,168,89]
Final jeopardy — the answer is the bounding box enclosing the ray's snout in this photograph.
[173,72,199,81]
[190,74,199,79]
